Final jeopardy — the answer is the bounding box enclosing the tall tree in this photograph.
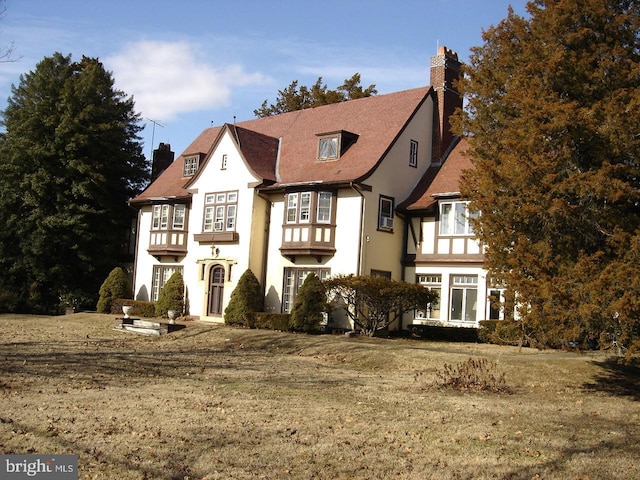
[254,73,377,117]
[0,53,147,313]
[456,0,640,353]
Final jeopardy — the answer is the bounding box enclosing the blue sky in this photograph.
[0,0,529,160]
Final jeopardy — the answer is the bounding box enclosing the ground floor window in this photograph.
[416,274,442,320]
[450,274,478,322]
[282,268,330,313]
[151,265,183,302]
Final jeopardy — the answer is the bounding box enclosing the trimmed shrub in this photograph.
[224,269,263,324]
[244,312,291,330]
[111,298,156,317]
[155,272,185,318]
[97,267,132,313]
[290,272,325,333]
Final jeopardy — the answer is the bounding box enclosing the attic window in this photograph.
[183,156,199,176]
[318,136,339,160]
[317,130,358,161]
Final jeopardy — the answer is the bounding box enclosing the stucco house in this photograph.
[129,46,500,330]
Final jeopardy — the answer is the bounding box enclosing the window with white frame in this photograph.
[183,156,199,176]
[203,191,238,232]
[450,274,478,322]
[151,265,183,302]
[409,140,418,167]
[378,195,394,231]
[439,201,477,235]
[172,204,186,230]
[416,274,441,320]
[282,268,330,313]
[221,154,228,170]
[317,192,332,223]
[285,192,333,224]
[152,204,186,231]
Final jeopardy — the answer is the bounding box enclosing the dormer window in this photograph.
[318,136,339,160]
[316,130,358,161]
[183,156,199,176]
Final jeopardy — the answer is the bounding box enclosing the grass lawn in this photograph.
[0,313,638,479]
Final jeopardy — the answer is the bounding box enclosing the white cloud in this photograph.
[105,40,270,121]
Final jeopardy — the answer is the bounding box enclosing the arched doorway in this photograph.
[207,265,225,316]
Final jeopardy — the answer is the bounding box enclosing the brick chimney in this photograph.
[430,46,463,162]
[151,143,174,181]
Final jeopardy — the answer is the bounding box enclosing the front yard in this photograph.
[0,313,638,479]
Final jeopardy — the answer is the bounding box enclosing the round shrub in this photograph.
[97,267,132,313]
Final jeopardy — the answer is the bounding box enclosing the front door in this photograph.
[208,266,225,316]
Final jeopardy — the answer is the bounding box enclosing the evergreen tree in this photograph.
[254,74,377,117]
[0,53,147,313]
[155,272,185,318]
[224,269,263,325]
[97,267,132,314]
[456,1,640,353]
[290,273,326,333]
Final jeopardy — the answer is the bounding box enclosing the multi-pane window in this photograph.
[151,265,183,302]
[183,156,199,176]
[439,201,477,235]
[409,140,418,167]
[203,191,238,232]
[282,268,330,313]
[450,275,478,323]
[152,204,186,230]
[317,192,332,223]
[172,204,186,230]
[221,154,228,170]
[416,274,441,320]
[378,195,394,231]
[285,192,333,224]
[318,136,339,160]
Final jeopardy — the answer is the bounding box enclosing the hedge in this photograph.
[111,298,157,318]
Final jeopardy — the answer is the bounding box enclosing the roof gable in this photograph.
[399,137,474,211]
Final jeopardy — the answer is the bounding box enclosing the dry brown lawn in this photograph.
[0,313,638,480]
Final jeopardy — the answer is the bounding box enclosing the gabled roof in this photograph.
[131,86,432,204]
[398,137,474,211]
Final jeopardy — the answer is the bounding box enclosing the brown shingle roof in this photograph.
[131,86,432,204]
[399,137,474,211]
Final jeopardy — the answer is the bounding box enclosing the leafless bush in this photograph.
[433,357,510,393]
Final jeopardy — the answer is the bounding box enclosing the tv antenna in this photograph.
[146,118,165,159]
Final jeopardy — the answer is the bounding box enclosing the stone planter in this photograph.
[122,305,134,318]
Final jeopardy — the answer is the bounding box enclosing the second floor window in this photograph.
[152,204,186,230]
[378,195,394,231]
[439,201,477,236]
[203,191,238,232]
[286,191,333,224]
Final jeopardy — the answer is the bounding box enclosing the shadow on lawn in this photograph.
[583,357,640,401]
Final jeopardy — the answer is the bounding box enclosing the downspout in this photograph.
[255,190,272,302]
[349,182,366,276]
[127,202,141,300]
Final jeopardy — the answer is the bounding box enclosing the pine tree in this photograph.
[456,1,640,352]
[254,74,377,117]
[0,53,147,313]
